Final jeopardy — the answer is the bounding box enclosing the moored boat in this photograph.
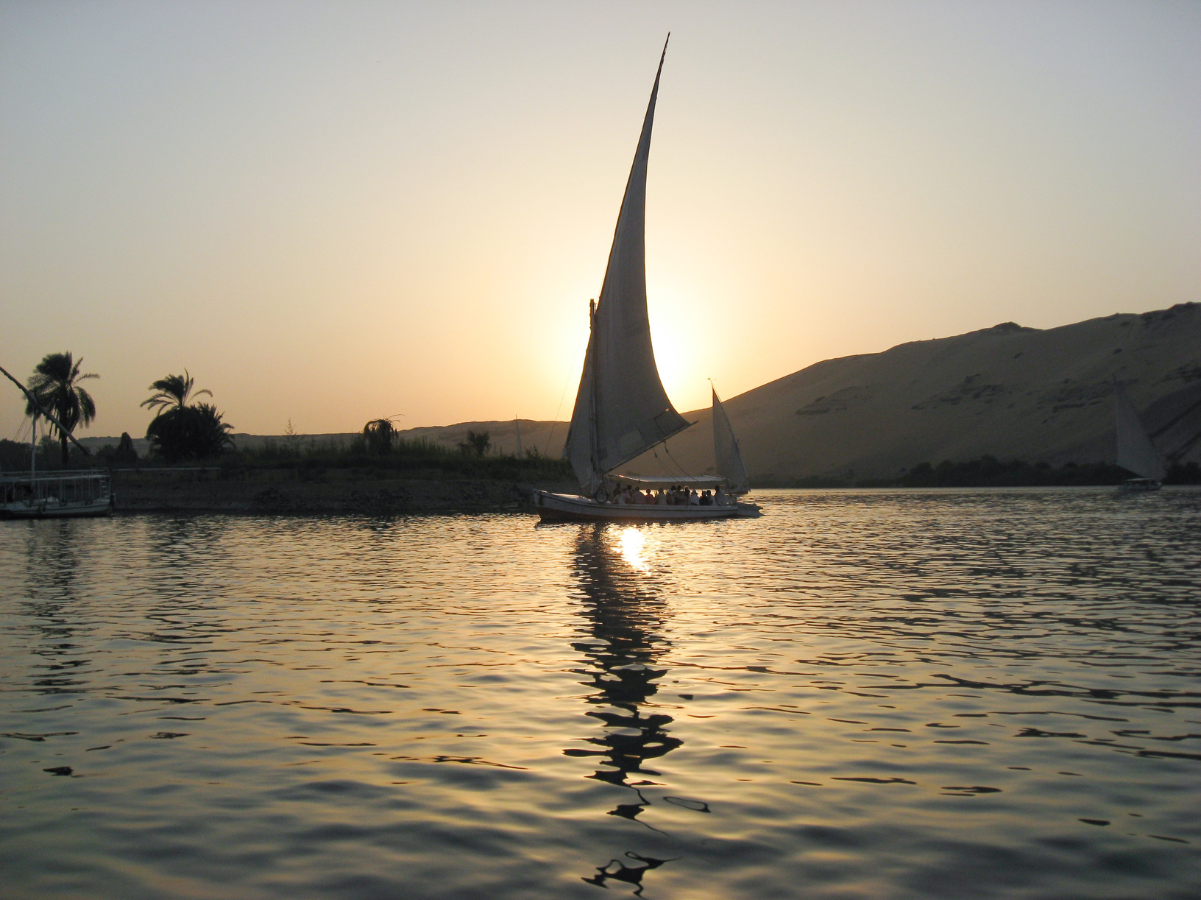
[0,363,113,519]
[2,471,113,519]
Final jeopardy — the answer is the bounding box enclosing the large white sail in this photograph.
[566,38,690,493]
[1115,383,1166,481]
[712,387,749,493]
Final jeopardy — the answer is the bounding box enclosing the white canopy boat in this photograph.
[1,363,113,520]
[2,467,114,519]
[534,38,759,523]
[1114,382,1165,491]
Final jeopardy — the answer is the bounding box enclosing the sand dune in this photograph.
[626,302,1201,481]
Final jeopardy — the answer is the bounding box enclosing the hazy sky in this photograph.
[3,0,1199,441]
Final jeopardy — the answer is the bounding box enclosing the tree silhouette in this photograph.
[26,352,98,465]
[146,404,234,462]
[142,372,233,462]
[363,418,396,455]
[458,430,490,456]
[140,371,211,414]
[114,432,139,465]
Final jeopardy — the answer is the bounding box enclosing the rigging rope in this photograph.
[663,442,697,478]
[544,313,591,458]
[652,442,692,479]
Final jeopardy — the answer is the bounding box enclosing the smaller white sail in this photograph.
[1114,383,1166,482]
[712,387,749,493]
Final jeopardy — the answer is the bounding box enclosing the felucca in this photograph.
[1114,382,1165,490]
[534,38,759,523]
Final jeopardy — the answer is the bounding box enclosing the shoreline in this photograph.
[110,470,574,516]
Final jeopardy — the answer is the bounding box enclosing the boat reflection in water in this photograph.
[568,524,682,894]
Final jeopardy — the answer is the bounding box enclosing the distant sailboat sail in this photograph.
[565,37,690,495]
[1114,383,1166,482]
[712,387,749,493]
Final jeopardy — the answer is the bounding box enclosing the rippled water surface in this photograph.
[2,489,1200,899]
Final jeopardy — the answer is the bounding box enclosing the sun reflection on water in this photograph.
[616,527,649,572]
[571,524,680,895]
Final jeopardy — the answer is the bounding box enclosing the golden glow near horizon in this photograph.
[2,2,1200,440]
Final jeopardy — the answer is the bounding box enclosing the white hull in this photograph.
[3,498,113,519]
[1119,478,1161,492]
[534,490,759,522]
[2,471,114,520]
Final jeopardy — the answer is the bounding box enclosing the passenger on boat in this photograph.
[656,490,667,506]
[700,490,712,506]
[715,485,728,506]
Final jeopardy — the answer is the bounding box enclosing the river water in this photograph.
[2,489,1199,899]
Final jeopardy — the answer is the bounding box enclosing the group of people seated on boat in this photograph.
[611,484,730,507]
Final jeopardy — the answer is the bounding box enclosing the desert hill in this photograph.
[627,302,1201,482]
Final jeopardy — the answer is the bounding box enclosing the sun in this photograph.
[646,278,707,412]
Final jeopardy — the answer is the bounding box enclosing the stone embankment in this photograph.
[111,468,572,515]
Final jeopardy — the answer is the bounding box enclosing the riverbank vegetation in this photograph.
[232,428,572,482]
[755,455,1201,488]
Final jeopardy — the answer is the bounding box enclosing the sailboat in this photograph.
[1114,382,1165,490]
[711,385,749,494]
[534,38,759,523]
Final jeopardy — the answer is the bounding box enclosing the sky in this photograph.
[2,0,1199,441]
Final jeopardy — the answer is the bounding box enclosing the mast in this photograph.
[589,298,600,478]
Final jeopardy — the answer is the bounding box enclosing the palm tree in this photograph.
[363,418,396,455]
[26,352,98,465]
[142,371,233,462]
[141,371,211,415]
